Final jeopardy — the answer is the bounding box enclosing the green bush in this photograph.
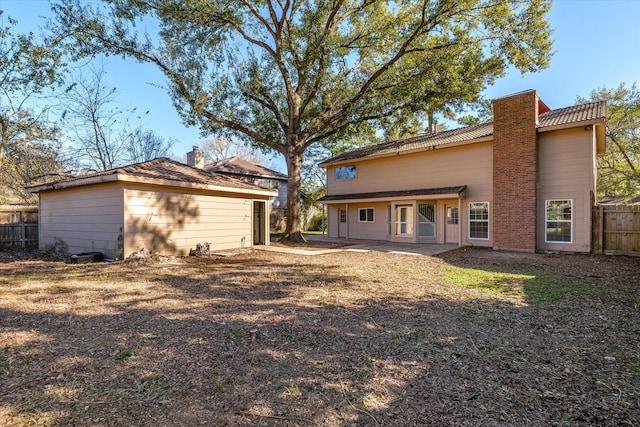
[305,212,325,231]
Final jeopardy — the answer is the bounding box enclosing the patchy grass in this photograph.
[444,267,598,303]
[444,267,533,298]
[0,246,639,426]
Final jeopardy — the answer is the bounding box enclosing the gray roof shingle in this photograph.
[27,158,274,194]
[204,156,288,180]
[538,101,606,128]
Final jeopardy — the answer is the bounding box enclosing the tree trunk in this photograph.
[279,142,306,243]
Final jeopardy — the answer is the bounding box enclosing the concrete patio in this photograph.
[258,235,459,256]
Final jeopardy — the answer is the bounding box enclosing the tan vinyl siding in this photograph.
[538,127,595,252]
[38,183,124,258]
[123,185,261,256]
[326,142,493,199]
[325,142,493,246]
[345,203,388,240]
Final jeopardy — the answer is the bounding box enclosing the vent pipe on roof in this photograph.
[186,146,204,169]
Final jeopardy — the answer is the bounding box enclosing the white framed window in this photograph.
[339,209,347,223]
[469,202,489,239]
[418,203,436,237]
[335,165,357,181]
[545,200,572,243]
[358,207,374,222]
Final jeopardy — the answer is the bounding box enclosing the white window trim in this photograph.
[545,199,573,244]
[358,207,375,222]
[468,201,490,240]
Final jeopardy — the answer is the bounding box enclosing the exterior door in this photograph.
[338,207,347,238]
[395,204,414,236]
[253,201,266,245]
[445,205,459,244]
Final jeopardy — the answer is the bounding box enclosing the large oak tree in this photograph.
[51,0,553,241]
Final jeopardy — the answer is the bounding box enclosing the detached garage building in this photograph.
[27,158,277,259]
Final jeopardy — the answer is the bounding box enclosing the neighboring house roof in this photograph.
[205,156,288,181]
[26,157,278,197]
[319,101,606,167]
[318,186,467,203]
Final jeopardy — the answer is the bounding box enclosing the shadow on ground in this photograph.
[1,248,639,426]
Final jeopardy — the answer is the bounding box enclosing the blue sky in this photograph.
[2,0,640,172]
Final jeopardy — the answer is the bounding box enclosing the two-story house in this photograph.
[318,90,606,253]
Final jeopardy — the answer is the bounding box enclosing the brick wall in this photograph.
[492,91,539,252]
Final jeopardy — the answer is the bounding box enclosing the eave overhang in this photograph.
[318,186,467,204]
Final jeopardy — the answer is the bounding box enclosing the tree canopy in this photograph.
[61,62,176,171]
[0,10,65,204]
[578,83,640,200]
[51,0,553,240]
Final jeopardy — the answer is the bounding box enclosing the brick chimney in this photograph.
[186,146,204,169]
[492,90,541,252]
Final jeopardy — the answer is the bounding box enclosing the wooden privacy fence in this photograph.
[0,206,38,248]
[593,205,640,256]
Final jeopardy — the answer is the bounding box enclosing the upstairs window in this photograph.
[335,165,357,181]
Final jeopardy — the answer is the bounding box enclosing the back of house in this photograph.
[318,90,606,253]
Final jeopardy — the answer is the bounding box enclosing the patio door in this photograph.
[338,207,347,238]
[395,204,414,236]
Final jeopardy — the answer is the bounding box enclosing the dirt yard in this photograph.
[1,246,639,426]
